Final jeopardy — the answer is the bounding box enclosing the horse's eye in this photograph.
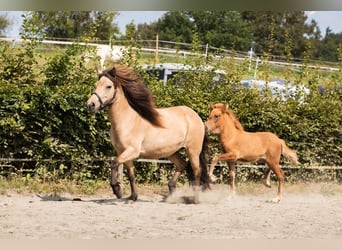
[106,85,112,89]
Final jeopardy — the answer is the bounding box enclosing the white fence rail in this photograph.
[1,37,340,72]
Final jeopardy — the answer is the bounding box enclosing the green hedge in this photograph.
[0,39,341,184]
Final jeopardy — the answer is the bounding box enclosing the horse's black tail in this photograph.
[185,127,211,190]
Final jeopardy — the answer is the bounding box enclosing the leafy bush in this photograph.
[0,33,341,185]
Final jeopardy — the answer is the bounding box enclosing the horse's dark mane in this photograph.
[100,66,163,127]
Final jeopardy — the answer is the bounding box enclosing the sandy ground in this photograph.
[1,184,342,239]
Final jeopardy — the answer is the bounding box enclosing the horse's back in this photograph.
[158,105,204,128]
[132,105,204,158]
[157,105,205,144]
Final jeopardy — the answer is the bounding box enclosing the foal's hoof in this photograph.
[272,197,281,203]
[209,174,217,183]
[111,183,123,199]
[261,179,271,188]
[267,197,281,203]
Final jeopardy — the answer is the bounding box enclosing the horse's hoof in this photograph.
[181,195,199,204]
[202,183,211,191]
[111,183,122,199]
[129,194,138,202]
[168,180,176,194]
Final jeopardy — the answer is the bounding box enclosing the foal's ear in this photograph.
[95,66,102,75]
[220,104,229,113]
[209,104,215,110]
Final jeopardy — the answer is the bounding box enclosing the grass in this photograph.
[1,174,341,198]
[0,176,109,196]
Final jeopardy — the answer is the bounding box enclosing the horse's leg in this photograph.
[228,162,236,192]
[111,148,140,201]
[167,152,187,193]
[124,161,138,201]
[187,154,201,186]
[110,160,123,199]
[261,167,272,188]
[186,147,205,204]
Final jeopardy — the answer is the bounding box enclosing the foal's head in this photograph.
[205,103,244,133]
[205,103,228,133]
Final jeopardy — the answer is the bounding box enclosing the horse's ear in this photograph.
[108,67,116,77]
[209,104,214,110]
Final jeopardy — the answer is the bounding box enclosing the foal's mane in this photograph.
[225,108,245,131]
[99,65,163,127]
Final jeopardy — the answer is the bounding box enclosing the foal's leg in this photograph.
[267,162,284,203]
[228,162,236,193]
[208,156,218,183]
[210,152,238,192]
[167,152,187,193]
[261,167,272,188]
[209,152,237,183]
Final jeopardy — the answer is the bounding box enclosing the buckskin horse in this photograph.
[205,103,299,203]
[86,65,210,202]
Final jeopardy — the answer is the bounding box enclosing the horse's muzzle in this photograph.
[86,100,97,113]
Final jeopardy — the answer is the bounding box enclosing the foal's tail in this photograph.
[280,139,299,165]
[185,128,211,190]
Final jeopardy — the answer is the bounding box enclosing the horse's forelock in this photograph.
[98,67,116,81]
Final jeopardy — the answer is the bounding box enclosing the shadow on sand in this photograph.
[36,193,168,205]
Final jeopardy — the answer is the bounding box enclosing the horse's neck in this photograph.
[108,90,139,131]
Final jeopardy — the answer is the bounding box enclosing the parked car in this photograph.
[240,78,310,101]
[142,63,226,86]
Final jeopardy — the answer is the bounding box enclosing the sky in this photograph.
[1,11,342,38]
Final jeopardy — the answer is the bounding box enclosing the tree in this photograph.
[22,11,120,41]
[92,11,120,40]
[156,11,194,44]
[240,11,320,59]
[137,22,158,40]
[187,11,252,51]
[314,28,342,62]
[0,14,10,36]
